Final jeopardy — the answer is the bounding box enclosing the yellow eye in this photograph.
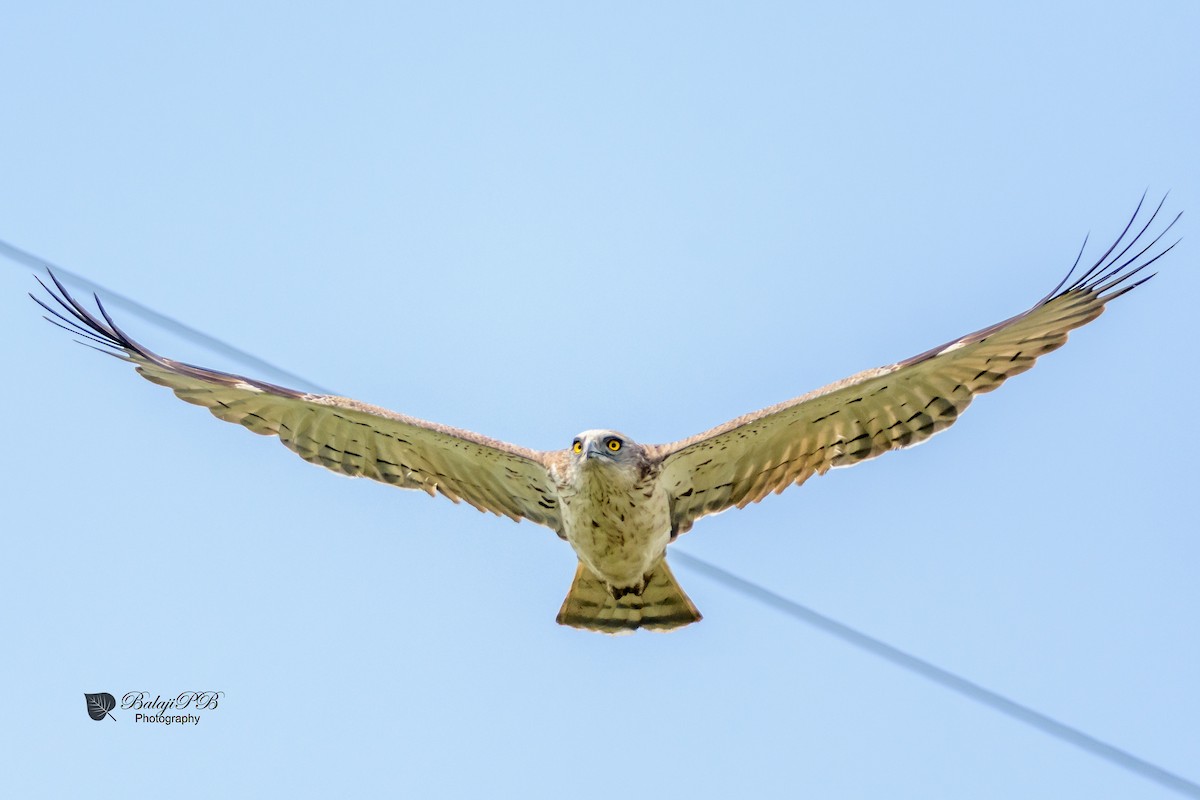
[607,439,622,452]
[572,440,582,454]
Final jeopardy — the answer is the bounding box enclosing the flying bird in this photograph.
[33,198,1180,634]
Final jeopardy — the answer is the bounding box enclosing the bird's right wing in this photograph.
[651,197,1179,536]
[33,274,564,531]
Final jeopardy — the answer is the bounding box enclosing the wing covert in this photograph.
[33,274,563,531]
[651,197,1180,536]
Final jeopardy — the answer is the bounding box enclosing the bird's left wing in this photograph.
[651,198,1179,536]
[33,274,563,531]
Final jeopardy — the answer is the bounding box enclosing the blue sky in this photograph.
[1,2,1197,798]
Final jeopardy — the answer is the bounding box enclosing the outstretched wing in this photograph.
[652,197,1180,536]
[33,275,563,531]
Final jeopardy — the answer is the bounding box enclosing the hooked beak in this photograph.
[584,441,609,460]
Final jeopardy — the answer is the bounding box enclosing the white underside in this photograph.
[559,462,672,589]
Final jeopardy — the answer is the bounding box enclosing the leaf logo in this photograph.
[85,692,116,721]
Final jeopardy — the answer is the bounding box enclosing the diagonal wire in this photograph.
[671,550,1200,799]
[0,238,331,394]
[5,240,1197,798]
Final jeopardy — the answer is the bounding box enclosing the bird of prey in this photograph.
[33,198,1179,634]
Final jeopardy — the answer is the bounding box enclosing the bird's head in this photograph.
[570,429,642,468]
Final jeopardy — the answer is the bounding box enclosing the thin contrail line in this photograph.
[6,238,1196,798]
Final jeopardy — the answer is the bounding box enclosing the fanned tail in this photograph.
[556,559,702,634]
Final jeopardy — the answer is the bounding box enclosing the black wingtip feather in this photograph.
[40,314,125,350]
[32,268,315,401]
[32,269,153,358]
[1086,201,1175,288]
[91,288,155,356]
[30,287,119,346]
[1039,232,1091,303]
[1068,191,1149,289]
[73,338,132,360]
[1052,194,1180,303]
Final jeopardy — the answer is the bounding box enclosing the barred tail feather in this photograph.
[556,559,702,634]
